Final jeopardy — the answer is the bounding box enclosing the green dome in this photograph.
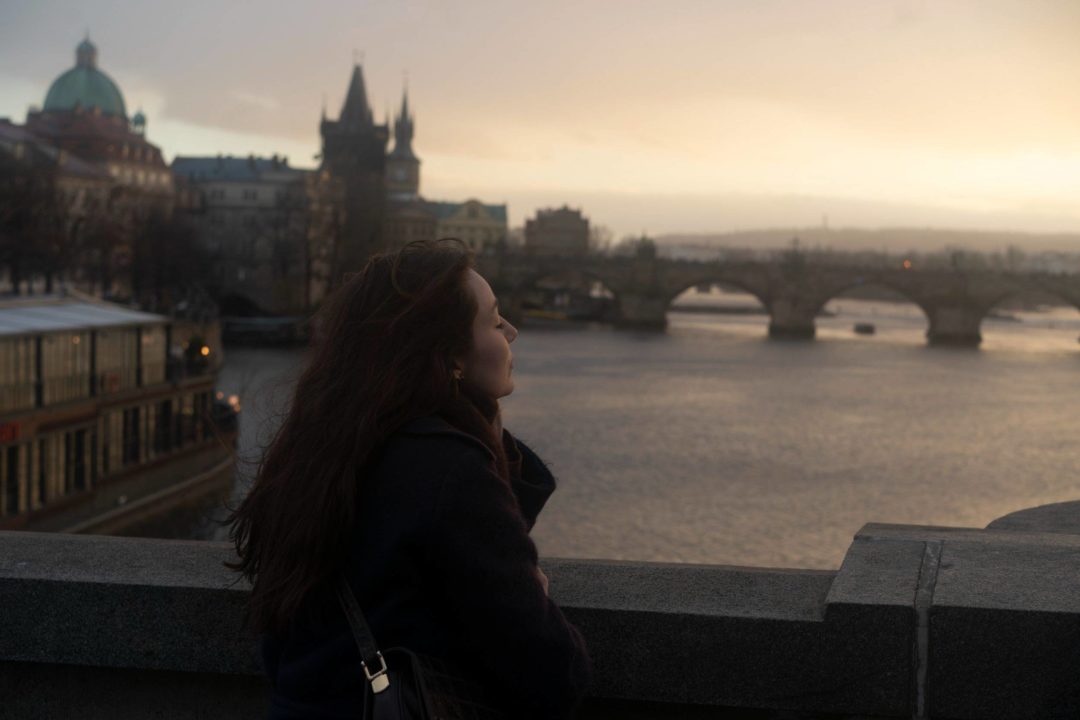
[43,38,127,119]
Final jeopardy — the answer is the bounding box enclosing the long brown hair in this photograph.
[224,237,511,636]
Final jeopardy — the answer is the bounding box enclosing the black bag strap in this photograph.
[335,573,387,675]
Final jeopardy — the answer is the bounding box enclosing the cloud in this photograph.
[230,91,281,112]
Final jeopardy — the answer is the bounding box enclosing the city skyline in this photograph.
[1,0,1078,243]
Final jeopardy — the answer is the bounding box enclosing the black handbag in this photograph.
[335,574,507,720]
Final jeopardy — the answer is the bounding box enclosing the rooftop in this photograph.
[171,154,308,182]
[0,290,168,336]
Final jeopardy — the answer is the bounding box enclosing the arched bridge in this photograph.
[476,249,1080,347]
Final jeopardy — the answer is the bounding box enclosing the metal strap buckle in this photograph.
[361,650,390,693]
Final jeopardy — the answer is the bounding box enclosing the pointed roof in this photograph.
[390,85,416,159]
[338,64,372,128]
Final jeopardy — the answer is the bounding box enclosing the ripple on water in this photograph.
[207,306,1080,569]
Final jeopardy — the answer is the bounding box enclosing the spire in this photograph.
[400,86,410,123]
[391,82,415,158]
[76,32,98,69]
[339,64,372,128]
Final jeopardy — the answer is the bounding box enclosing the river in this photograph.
[188,290,1080,570]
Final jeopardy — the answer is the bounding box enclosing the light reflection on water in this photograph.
[209,295,1080,570]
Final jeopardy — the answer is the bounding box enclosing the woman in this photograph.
[225,237,593,719]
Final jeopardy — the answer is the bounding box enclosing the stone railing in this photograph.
[2,502,1079,719]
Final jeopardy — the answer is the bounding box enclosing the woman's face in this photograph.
[456,268,518,399]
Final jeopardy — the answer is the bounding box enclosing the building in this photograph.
[0,289,236,534]
[381,87,437,250]
[0,35,177,299]
[383,196,438,250]
[524,205,590,257]
[319,64,390,275]
[0,119,115,294]
[171,154,342,316]
[386,90,420,201]
[378,86,508,254]
[25,36,173,204]
[430,199,508,253]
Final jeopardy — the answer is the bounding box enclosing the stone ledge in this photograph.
[2,507,1080,719]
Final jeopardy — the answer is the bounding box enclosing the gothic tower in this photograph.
[319,63,390,277]
[386,88,420,200]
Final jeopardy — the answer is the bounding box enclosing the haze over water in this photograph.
[202,292,1080,570]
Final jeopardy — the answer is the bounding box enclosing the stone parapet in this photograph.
[2,504,1079,719]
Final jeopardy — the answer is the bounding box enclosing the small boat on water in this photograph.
[854,323,876,335]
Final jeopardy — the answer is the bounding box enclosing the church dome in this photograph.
[43,37,128,119]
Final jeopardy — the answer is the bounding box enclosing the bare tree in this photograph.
[130,207,212,311]
[0,148,64,293]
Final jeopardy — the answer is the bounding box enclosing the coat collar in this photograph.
[398,413,496,460]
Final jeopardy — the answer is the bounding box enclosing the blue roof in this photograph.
[428,200,507,224]
[171,155,306,182]
[44,66,127,119]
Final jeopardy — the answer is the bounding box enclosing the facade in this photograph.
[0,36,177,299]
[430,200,508,253]
[524,205,590,257]
[319,65,390,276]
[0,120,116,296]
[0,290,236,533]
[26,37,173,203]
[383,197,438,250]
[170,154,340,316]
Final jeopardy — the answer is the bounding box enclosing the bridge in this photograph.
[477,246,1080,346]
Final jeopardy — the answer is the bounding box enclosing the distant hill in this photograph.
[655,227,1080,254]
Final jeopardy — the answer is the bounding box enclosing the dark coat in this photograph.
[260,414,594,719]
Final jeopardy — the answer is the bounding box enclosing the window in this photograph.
[154,400,173,454]
[3,444,20,515]
[243,188,258,201]
[36,439,46,505]
[198,391,213,440]
[183,393,198,444]
[122,406,140,466]
[64,427,88,493]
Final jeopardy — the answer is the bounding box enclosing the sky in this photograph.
[2,0,1079,244]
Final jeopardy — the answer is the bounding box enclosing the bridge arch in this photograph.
[811,277,934,339]
[665,275,770,310]
[976,282,1080,347]
[664,276,771,329]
